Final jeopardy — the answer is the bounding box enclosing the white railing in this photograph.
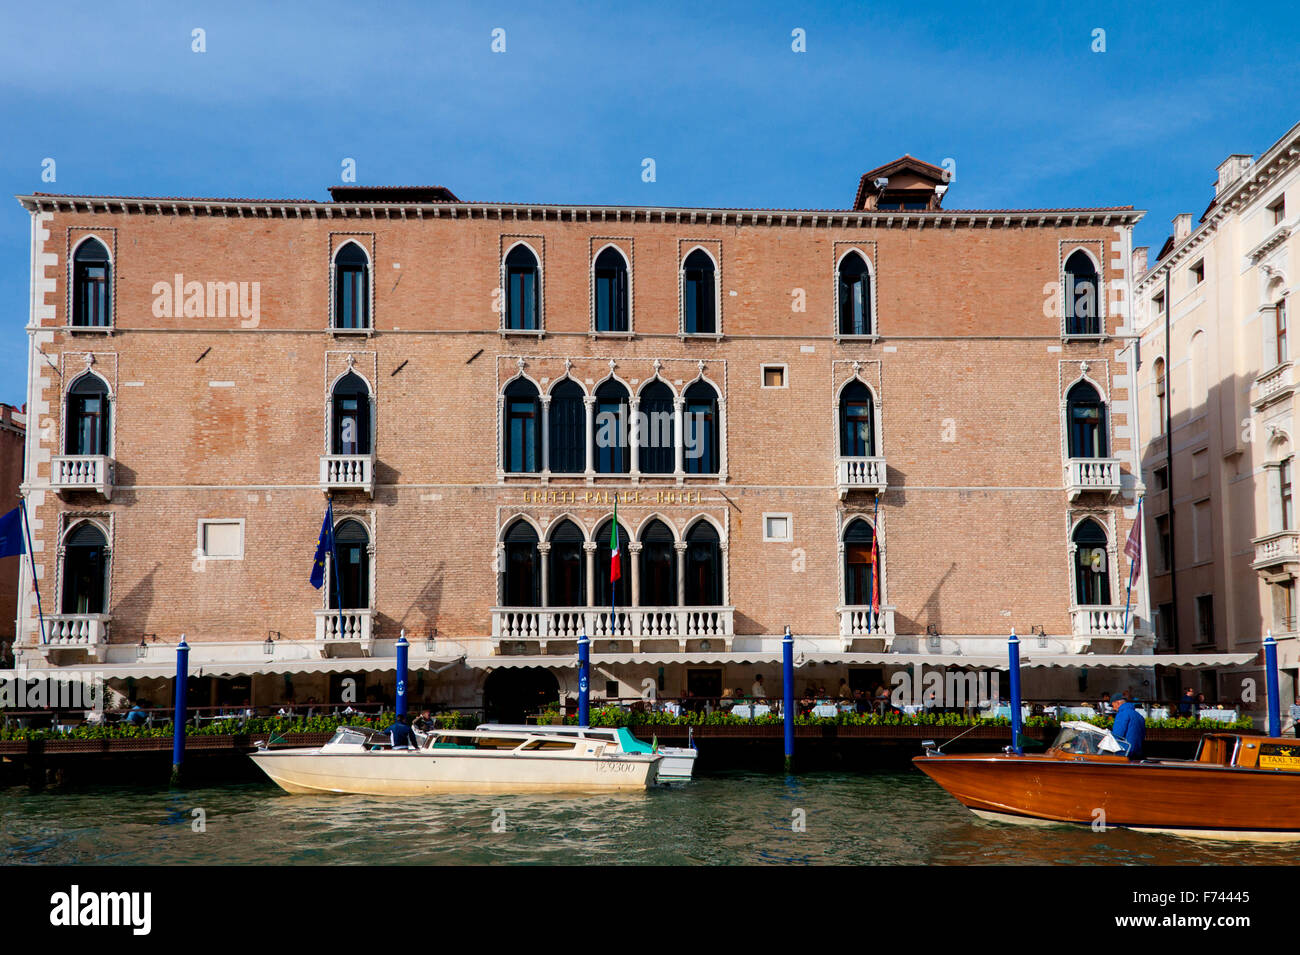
[1253,362,1294,408]
[49,454,112,499]
[41,614,109,659]
[1253,531,1300,568]
[1071,606,1130,637]
[837,606,897,649]
[319,454,375,495]
[1065,457,1122,499]
[314,608,374,655]
[491,606,735,649]
[836,456,887,495]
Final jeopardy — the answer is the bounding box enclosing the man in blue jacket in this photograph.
[387,714,420,751]
[1111,697,1146,759]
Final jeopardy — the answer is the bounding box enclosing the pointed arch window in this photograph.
[594,247,629,333]
[333,242,370,330]
[842,519,877,606]
[1066,381,1108,458]
[683,381,719,475]
[684,521,722,606]
[548,520,586,607]
[61,522,107,614]
[639,381,675,475]
[505,245,540,331]
[329,519,371,610]
[504,379,541,473]
[67,375,110,456]
[548,380,585,474]
[683,249,716,334]
[503,520,540,607]
[1073,519,1111,606]
[72,239,111,327]
[639,519,677,607]
[330,372,371,455]
[594,381,630,474]
[1064,251,1100,335]
[839,380,875,458]
[594,519,631,608]
[837,252,872,336]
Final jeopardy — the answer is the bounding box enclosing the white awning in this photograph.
[1019,652,1255,669]
[0,655,470,681]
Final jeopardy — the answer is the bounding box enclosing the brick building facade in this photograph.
[12,158,1160,715]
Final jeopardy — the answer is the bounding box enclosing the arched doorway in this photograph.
[482,667,560,724]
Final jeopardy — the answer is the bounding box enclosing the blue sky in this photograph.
[0,0,1295,406]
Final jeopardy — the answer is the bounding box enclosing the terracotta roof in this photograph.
[853,155,950,210]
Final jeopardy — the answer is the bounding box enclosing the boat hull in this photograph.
[251,748,659,795]
[914,753,1300,841]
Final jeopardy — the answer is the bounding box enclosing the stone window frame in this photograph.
[589,237,634,338]
[55,512,114,617]
[1059,239,1107,339]
[1058,359,1114,468]
[328,232,376,335]
[323,351,378,456]
[323,509,377,613]
[831,359,886,461]
[65,228,118,334]
[500,234,546,338]
[1066,508,1118,609]
[832,241,879,342]
[677,239,723,339]
[835,507,885,611]
[58,352,118,461]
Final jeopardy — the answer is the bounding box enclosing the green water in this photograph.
[4,770,1299,865]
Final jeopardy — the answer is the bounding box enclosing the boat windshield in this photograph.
[1050,721,1113,755]
[328,726,391,748]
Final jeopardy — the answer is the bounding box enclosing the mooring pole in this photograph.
[171,635,189,784]
[1008,628,1023,755]
[783,624,795,773]
[577,628,590,727]
[1264,629,1281,738]
[395,629,409,719]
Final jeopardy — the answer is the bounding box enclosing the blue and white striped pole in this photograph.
[1264,629,1281,738]
[783,625,795,773]
[1008,628,1023,755]
[577,629,590,727]
[171,635,189,783]
[395,629,409,719]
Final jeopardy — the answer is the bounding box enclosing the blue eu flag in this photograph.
[310,501,335,589]
[0,506,25,559]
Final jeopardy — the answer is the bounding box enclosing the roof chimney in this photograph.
[1215,154,1253,197]
[1132,246,1148,277]
[1173,213,1192,243]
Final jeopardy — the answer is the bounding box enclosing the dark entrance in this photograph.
[848,668,883,694]
[483,667,559,724]
[686,668,722,700]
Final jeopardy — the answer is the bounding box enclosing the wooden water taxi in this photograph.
[914,722,1300,842]
[250,725,661,795]
[477,723,698,782]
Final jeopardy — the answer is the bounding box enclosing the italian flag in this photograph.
[610,501,622,583]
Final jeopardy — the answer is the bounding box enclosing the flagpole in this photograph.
[19,498,46,647]
[327,498,345,639]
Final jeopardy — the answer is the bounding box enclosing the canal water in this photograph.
[4,769,1298,865]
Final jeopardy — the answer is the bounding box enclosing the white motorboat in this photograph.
[478,723,698,782]
[250,725,661,795]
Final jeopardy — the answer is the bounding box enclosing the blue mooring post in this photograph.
[171,635,189,783]
[577,629,590,727]
[783,625,795,773]
[395,629,409,719]
[1008,628,1023,755]
[1264,629,1281,738]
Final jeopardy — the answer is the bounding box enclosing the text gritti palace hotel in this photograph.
[8,157,1208,720]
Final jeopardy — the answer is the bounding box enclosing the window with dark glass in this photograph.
[503,520,540,607]
[839,380,875,458]
[1066,381,1107,458]
[1154,358,1167,434]
[639,519,677,606]
[639,381,675,475]
[594,247,629,333]
[504,379,540,473]
[837,252,872,336]
[1282,457,1294,531]
[1155,514,1171,572]
[1073,519,1111,606]
[593,380,630,474]
[61,522,107,614]
[329,519,371,610]
[505,245,540,331]
[333,242,370,329]
[548,379,585,474]
[331,372,371,455]
[547,519,586,607]
[683,381,718,475]
[66,375,110,456]
[682,249,716,334]
[594,520,631,607]
[842,519,877,606]
[684,521,721,606]
[72,239,111,327]
[1277,299,1288,366]
[1195,594,1215,644]
[1064,250,1100,335]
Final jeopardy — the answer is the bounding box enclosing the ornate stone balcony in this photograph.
[314,608,374,657]
[836,456,887,497]
[491,606,735,652]
[41,613,109,661]
[49,454,113,500]
[1071,605,1131,638]
[319,454,375,496]
[1065,457,1122,500]
[1252,362,1295,411]
[837,606,896,650]
[1253,530,1300,573]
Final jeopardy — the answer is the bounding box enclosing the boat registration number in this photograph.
[597,760,639,773]
[1258,743,1300,769]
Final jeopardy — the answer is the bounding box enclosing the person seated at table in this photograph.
[1111,696,1146,759]
[1196,692,1208,708]
[1095,692,1112,715]
[751,674,767,699]
[853,688,868,714]
[836,679,852,700]
[1177,687,1196,716]
[126,703,148,726]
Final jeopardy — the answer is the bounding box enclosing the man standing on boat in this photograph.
[388,713,420,751]
[1110,696,1146,760]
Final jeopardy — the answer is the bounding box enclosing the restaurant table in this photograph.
[1053,706,1097,720]
[983,705,1032,721]
[732,703,772,719]
[1142,705,1171,720]
[811,703,837,718]
[1199,708,1239,722]
[657,702,681,717]
[900,704,926,716]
